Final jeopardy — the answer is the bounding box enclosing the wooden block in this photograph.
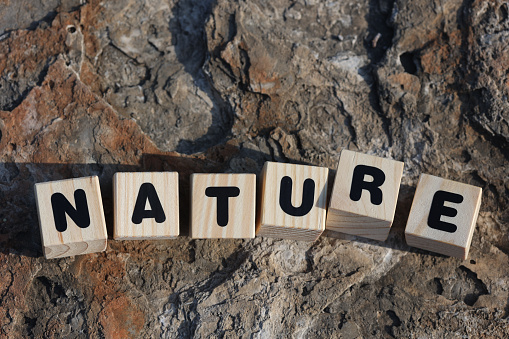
[325,150,404,241]
[113,172,179,240]
[191,173,256,238]
[256,162,329,241]
[405,174,482,260]
[34,176,107,259]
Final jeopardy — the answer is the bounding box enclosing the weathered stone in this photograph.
[0,0,508,337]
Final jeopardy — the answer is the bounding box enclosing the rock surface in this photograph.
[0,0,508,337]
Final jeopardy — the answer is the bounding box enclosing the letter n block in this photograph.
[405,174,482,260]
[256,162,329,241]
[113,172,179,240]
[191,173,256,238]
[34,176,107,259]
[325,150,404,241]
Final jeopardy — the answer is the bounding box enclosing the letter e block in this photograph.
[35,176,107,259]
[405,174,482,260]
[257,162,329,241]
[113,172,179,240]
[325,150,404,241]
[191,174,256,238]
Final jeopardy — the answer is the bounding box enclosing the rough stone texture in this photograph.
[0,0,508,337]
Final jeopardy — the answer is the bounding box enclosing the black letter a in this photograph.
[132,183,166,224]
[51,189,91,232]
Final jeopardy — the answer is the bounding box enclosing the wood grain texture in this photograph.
[256,162,328,241]
[113,172,179,240]
[322,228,390,242]
[34,176,107,259]
[191,173,256,239]
[405,174,482,260]
[325,211,392,241]
[325,149,404,241]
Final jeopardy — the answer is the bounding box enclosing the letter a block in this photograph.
[405,174,482,260]
[325,150,404,241]
[191,174,256,238]
[113,172,179,240]
[35,176,107,259]
[257,162,329,241]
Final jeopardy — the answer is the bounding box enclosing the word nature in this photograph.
[35,150,482,260]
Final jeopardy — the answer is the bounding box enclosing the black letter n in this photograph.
[51,189,91,232]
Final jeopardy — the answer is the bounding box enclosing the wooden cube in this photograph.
[405,174,482,260]
[325,150,404,241]
[34,176,107,259]
[113,172,179,240]
[256,162,328,241]
[191,173,256,238]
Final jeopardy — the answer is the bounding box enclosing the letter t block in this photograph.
[191,173,256,238]
[35,176,108,259]
[405,174,482,260]
[325,150,404,241]
[256,162,329,241]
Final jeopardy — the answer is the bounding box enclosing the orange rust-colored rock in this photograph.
[387,73,421,95]
[0,15,69,76]
[0,59,161,164]
[420,30,463,76]
[99,296,145,339]
[0,255,36,337]
[79,0,108,59]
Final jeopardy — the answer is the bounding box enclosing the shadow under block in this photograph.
[405,174,482,260]
[325,150,404,241]
[113,172,179,240]
[256,162,329,241]
[34,176,107,259]
[191,173,256,239]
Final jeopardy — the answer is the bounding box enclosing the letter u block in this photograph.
[191,173,256,238]
[113,172,179,240]
[405,174,482,260]
[256,162,329,241]
[325,150,404,241]
[35,176,108,259]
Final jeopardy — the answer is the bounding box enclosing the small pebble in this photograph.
[372,33,382,48]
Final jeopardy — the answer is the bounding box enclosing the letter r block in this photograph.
[191,173,256,238]
[113,172,179,240]
[35,176,108,259]
[405,174,482,260]
[325,150,404,241]
[256,162,329,241]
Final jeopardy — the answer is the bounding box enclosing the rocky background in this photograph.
[0,0,508,337]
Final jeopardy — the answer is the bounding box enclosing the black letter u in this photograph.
[279,176,315,217]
